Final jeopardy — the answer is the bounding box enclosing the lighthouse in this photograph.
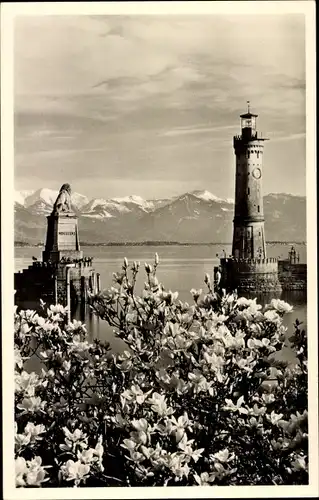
[232,103,267,260]
[215,104,282,293]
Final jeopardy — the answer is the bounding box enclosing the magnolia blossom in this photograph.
[267,411,284,426]
[190,288,202,300]
[17,396,46,414]
[66,319,87,333]
[194,471,216,485]
[77,448,94,463]
[269,298,293,314]
[264,309,280,322]
[168,413,191,443]
[15,422,46,451]
[15,371,40,396]
[63,427,87,443]
[223,396,248,415]
[14,348,24,369]
[188,370,214,395]
[14,264,306,488]
[60,459,90,484]
[121,385,151,407]
[147,392,174,416]
[15,456,47,487]
[291,455,307,471]
[68,335,91,354]
[168,454,190,479]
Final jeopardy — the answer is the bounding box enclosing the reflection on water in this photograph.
[15,244,307,356]
[71,290,307,356]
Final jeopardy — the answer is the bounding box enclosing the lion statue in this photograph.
[52,183,72,214]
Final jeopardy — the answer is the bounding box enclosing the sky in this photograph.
[14,14,306,200]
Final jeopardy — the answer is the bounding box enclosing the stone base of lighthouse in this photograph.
[215,257,282,294]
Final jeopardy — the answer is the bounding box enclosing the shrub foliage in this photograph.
[14,255,308,487]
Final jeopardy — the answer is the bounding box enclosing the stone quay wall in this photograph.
[278,260,307,291]
[14,260,99,311]
[216,257,282,293]
[14,265,56,309]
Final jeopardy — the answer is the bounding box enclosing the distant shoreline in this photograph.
[15,240,307,248]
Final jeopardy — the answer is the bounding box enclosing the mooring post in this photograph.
[65,264,75,323]
[89,275,93,294]
[80,275,87,302]
[54,275,58,305]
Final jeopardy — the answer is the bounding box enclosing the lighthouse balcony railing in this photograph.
[220,257,278,264]
[28,258,94,270]
[234,131,259,142]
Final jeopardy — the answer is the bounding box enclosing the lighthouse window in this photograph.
[248,188,250,195]
[258,205,260,212]
[247,151,250,159]
[257,152,260,158]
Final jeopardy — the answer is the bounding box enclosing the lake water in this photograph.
[15,244,307,356]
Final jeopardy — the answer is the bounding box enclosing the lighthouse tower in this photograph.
[232,103,267,260]
[215,104,281,293]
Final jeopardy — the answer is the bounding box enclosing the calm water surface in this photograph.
[15,244,307,358]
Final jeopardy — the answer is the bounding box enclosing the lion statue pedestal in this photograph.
[42,184,83,263]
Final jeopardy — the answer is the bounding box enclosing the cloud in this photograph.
[14,14,306,200]
[162,124,236,138]
[270,132,306,143]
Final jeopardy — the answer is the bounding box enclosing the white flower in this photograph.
[212,448,235,463]
[188,370,213,394]
[69,335,90,354]
[190,288,202,300]
[267,410,284,425]
[194,471,215,485]
[121,385,151,406]
[14,348,23,369]
[94,436,104,471]
[15,432,31,451]
[223,396,248,414]
[269,298,293,313]
[15,371,39,396]
[15,456,47,487]
[49,304,68,315]
[292,455,307,471]
[62,360,71,372]
[15,457,27,487]
[262,393,275,404]
[264,310,280,322]
[17,396,46,413]
[169,454,190,479]
[131,418,149,433]
[169,413,190,442]
[26,457,47,486]
[77,448,94,464]
[63,427,87,443]
[147,392,174,416]
[236,297,256,308]
[60,459,90,483]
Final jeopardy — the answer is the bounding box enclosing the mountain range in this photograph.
[14,188,306,245]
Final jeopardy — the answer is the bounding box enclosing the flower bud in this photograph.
[144,263,152,274]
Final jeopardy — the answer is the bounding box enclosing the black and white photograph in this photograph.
[1,1,317,498]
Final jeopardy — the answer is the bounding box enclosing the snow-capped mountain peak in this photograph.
[190,190,234,204]
[15,189,35,206]
[111,195,155,211]
[24,188,58,209]
[16,188,89,212]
